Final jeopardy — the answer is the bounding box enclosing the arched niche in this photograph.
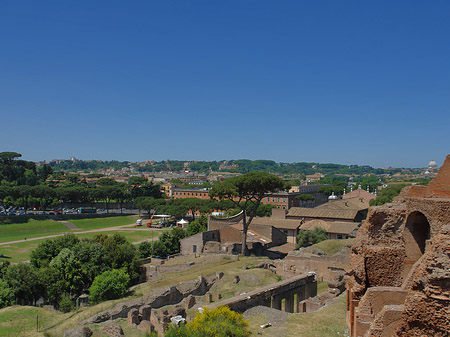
[402,211,430,280]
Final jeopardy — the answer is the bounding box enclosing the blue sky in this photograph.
[1,1,449,168]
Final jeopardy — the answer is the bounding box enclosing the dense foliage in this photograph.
[46,157,399,176]
[296,227,328,248]
[139,227,187,258]
[369,184,409,206]
[2,233,139,310]
[165,306,250,337]
[89,269,130,303]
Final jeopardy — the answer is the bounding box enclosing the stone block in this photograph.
[64,326,93,337]
[127,308,140,326]
[138,320,153,333]
[214,293,222,301]
[171,305,186,318]
[102,322,124,337]
[205,292,213,303]
[216,271,224,279]
[184,295,196,309]
[233,275,240,284]
[139,305,152,321]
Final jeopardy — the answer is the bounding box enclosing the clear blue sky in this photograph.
[1,1,449,168]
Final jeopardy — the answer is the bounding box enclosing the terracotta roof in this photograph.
[239,217,301,230]
[342,189,376,201]
[266,242,297,254]
[287,207,359,220]
[301,220,359,235]
[229,224,272,244]
[315,197,369,211]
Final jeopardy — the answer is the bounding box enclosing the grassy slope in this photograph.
[0,305,67,337]
[0,256,349,336]
[285,294,348,337]
[309,238,354,256]
[246,294,348,337]
[43,256,270,336]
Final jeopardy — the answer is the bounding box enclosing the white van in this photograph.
[136,219,142,225]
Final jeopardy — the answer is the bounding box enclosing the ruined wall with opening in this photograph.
[346,154,450,337]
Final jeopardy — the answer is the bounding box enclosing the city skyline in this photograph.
[1,1,449,168]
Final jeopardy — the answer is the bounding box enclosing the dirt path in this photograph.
[0,224,161,246]
[58,220,79,230]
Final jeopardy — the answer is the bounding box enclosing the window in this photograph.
[337,234,343,239]
[277,198,280,202]
[268,197,270,202]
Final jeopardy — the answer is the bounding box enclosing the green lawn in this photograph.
[0,219,68,243]
[69,215,139,230]
[0,239,45,263]
[285,294,348,337]
[309,238,354,256]
[0,305,67,337]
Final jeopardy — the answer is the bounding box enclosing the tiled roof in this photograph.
[301,219,359,235]
[287,207,359,220]
[315,197,369,211]
[239,217,301,230]
[229,224,272,244]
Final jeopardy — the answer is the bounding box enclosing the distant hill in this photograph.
[44,158,401,176]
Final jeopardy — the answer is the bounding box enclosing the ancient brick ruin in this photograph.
[346,155,450,336]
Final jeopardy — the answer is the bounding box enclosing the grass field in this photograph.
[0,305,67,337]
[0,216,166,263]
[68,215,138,230]
[0,219,68,243]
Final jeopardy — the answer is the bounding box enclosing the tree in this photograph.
[0,278,14,308]
[209,172,285,255]
[296,227,328,248]
[186,215,207,236]
[4,263,39,305]
[89,269,130,303]
[101,234,140,282]
[370,184,408,206]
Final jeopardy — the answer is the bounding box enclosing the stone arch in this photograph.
[402,211,430,280]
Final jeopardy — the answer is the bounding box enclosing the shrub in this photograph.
[165,306,250,337]
[59,293,73,313]
[0,278,14,308]
[296,227,328,248]
[89,269,130,303]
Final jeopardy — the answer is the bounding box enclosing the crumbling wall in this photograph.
[395,228,450,336]
[346,154,450,337]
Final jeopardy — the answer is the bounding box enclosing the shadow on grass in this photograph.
[0,215,49,225]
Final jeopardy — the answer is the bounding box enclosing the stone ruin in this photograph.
[346,154,450,336]
[66,274,219,337]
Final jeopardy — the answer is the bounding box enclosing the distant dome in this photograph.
[428,160,438,169]
[328,192,338,200]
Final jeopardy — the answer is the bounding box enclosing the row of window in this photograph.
[174,191,208,197]
[267,197,287,203]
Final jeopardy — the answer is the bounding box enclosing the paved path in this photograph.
[58,220,79,230]
[0,224,163,246]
